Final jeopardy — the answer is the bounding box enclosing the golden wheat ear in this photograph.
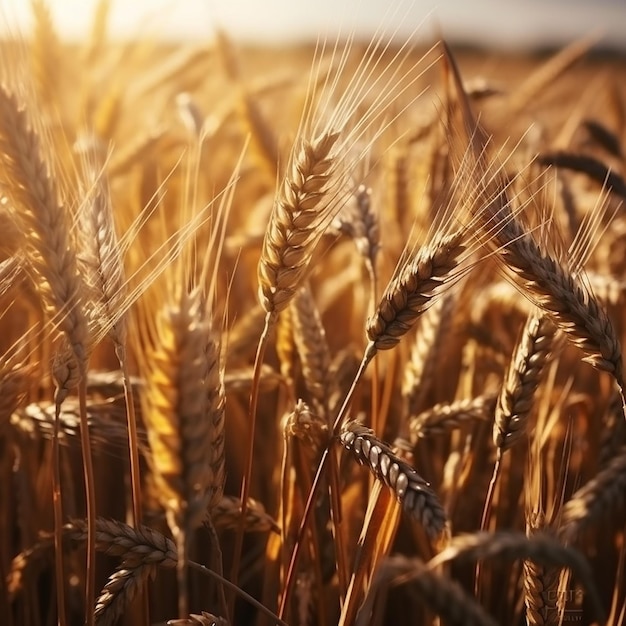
[339,420,447,541]
[444,41,626,416]
[0,81,100,625]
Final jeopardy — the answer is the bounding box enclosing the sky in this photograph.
[1,0,626,50]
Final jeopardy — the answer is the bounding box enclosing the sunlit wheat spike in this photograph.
[257,130,340,316]
[409,394,496,440]
[339,420,446,539]
[74,134,127,348]
[493,312,555,452]
[366,230,465,351]
[140,287,225,532]
[474,185,624,395]
[0,84,88,364]
[136,281,226,618]
[559,446,626,544]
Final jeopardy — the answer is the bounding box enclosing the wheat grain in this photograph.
[257,131,340,316]
[493,312,555,452]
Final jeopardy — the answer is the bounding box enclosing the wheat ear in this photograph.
[210,496,280,534]
[139,287,225,616]
[410,394,496,440]
[428,531,606,624]
[480,312,556,541]
[478,309,555,592]
[559,446,626,544]
[366,230,466,351]
[291,284,333,414]
[0,84,96,625]
[75,135,144,533]
[340,420,447,540]
[402,293,455,417]
[236,128,342,596]
[487,194,622,383]
[257,130,340,317]
[443,41,626,409]
[523,514,561,626]
[493,311,555,452]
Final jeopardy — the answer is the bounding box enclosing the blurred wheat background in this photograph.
[0,1,625,626]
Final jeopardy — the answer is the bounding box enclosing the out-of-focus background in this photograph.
[2,0,626,50]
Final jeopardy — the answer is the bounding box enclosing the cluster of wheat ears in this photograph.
[1,2,626,626]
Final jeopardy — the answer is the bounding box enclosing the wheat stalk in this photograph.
[257,130,340,317]
[493,311,555,453]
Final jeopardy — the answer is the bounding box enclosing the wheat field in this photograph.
[1,3,626,626]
